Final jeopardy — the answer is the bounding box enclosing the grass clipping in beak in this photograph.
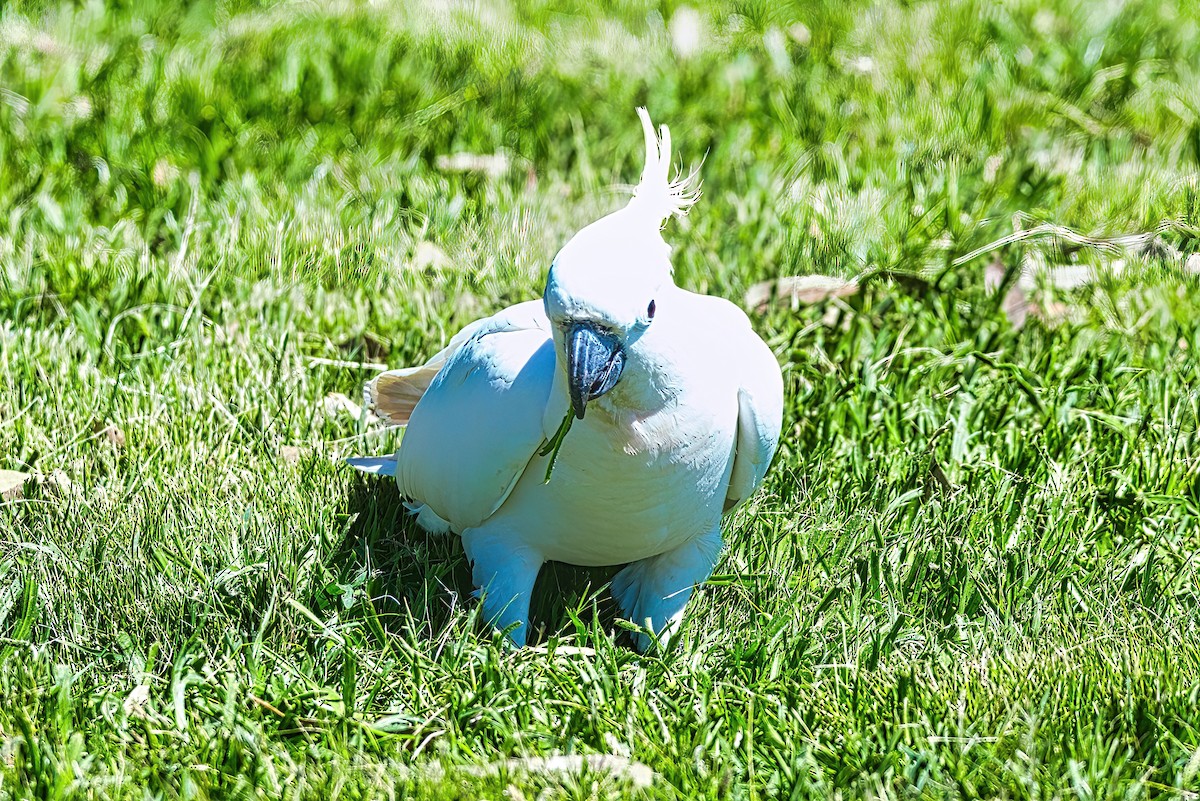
[538,410,575,483]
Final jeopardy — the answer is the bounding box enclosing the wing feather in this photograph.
[395,301,556,532]
[366,317,490,426]
[724,329,784,511]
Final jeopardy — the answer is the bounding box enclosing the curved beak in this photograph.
[565,323,625,419]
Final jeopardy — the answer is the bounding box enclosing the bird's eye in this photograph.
[647,300,656,320]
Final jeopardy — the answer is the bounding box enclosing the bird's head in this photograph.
[543,108,699,419]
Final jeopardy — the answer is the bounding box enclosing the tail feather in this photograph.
[366,365,441,426]
[406,502,453,535]
[365,317,489,425]
[345,456,397,477]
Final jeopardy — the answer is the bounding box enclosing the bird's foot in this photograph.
[610,526,723,653]
[461,527,544,647]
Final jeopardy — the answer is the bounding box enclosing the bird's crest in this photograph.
[629,107,701,226]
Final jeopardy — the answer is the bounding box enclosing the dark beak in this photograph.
[565,323,625,419]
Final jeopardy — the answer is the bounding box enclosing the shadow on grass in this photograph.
[331,474,624,647]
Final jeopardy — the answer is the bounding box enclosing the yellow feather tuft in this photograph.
[630,107,701,225]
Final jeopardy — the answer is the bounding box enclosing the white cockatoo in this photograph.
[350,109,783,651]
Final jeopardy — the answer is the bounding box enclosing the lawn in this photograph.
[3,0,1200,797]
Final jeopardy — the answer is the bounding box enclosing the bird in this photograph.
[348,108,783,652]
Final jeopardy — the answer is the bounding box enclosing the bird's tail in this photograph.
[349,320,484,479]
[345,455,397,477]
[365,363,442,426]
[346,363,432,478]
[342,457,452,535]
[363,316,488,426]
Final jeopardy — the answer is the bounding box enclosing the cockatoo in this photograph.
[349,109,783,651]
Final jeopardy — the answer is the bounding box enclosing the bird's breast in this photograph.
[489,394,738,566]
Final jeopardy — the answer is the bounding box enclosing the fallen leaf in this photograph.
[94,422,126,449]
[35,470,75,497]
[1031,301,1073,325]
[435,152,509,177]
[323,392,381,426]
[124,684,151,719]
[449,754,654,789]
[985,257,1031,329]
[0,470,30,502]
[412,241,450,271]
[280,446,302,465]
[745,275,859,313]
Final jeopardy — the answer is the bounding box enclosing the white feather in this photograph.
[352,109,782,651]
[630,107,701,225]
[345,456,397,476]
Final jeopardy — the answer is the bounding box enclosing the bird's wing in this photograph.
[366,317,491,426]
[394,300,557,532]
[723,315,784,512]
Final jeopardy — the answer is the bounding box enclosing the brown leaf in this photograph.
[0,470,30,502]
[442,754,654,789]
[985,257,1031,329]
[35,470,75,497]
[435,152,509,177]
[93,422,126,449]
[745,275,859,313]
[412,241,450,271]
[1030,301,1073,325]
[323,392,381,426]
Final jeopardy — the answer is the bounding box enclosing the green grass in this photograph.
[3,0,1200,797]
